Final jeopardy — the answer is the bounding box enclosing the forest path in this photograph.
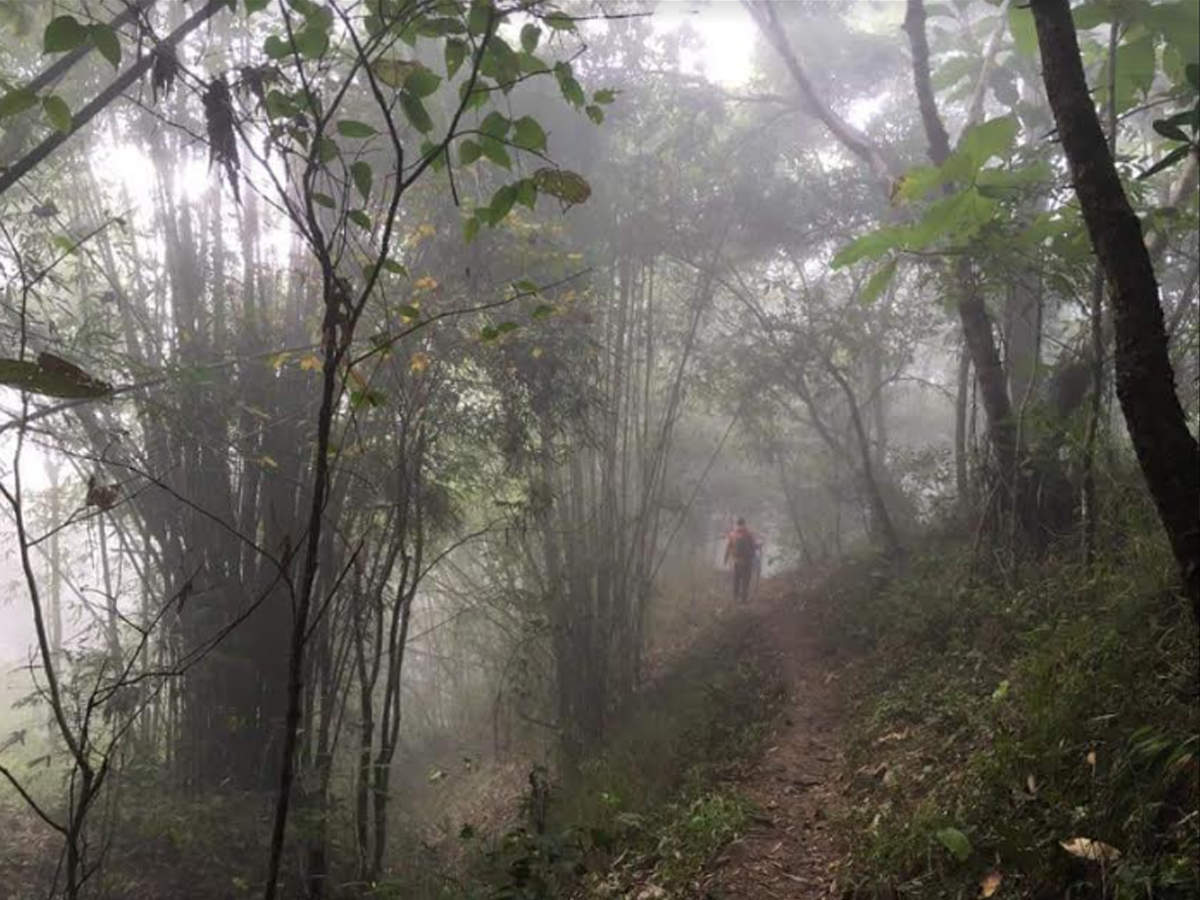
[697,574,847,899]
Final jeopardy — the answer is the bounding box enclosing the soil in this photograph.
[696,574,849,900]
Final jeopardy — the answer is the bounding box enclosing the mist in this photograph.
[1,1,1196,898]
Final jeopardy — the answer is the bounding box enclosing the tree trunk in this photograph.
[1031,0,1200,617]
[954,345,971,508]
[827,362,902,557]
[905,0,1025,527]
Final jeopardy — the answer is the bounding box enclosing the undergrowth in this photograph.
[377,608,786,899]
[828,493,1199,899]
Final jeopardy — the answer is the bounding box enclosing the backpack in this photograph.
[733,529,756,561]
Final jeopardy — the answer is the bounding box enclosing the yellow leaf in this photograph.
[1059,837,1121,862]
[531,347,543,359]
[260,455,278,470]
[409,351,430,373]
[269,352,290,372]
[980,870,1002,897]
[299,353,322,372]
[417,223,435,238]
[1085,749,1097,771]
[413,276,438,291]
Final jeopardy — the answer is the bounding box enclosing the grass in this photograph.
[825,491,1199,899]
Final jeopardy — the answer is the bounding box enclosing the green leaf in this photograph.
[264,35,291,59]
[459,139,482,164]
[42,95,72,133]
[479,136,511,169]
[348,209,372,230]
[444,39,468,78]
[487,183,518,224]
[0,356,112,399]
[350,388,386,409]
[314,136,339,163]
[518,52,550,75]
[512,115,546,150]
[295,23,329,60]
[405,67,442,98]
[420,139,448,173]
[936,827,972,862]
[373,58,419,87]
[860,258,898,304]
[531,167,590,205]
[397,304,420,319]
[544,11,574,30]
[515,178,536,209]
[245,0,270,14]
[350,161,372,200]
[383,259,408,276]
[520,23,541,53]
[43,15,87,53]
[531,304,556,319]
[1139,143,1192,179]
[1007,5,1037,56]
[832,226,907,268]
[458,78,491,110]
[480,110,509,138]
[89,24,121,69]
[1072,2,1114,30]
[1187,63,1200,92]
[337,119,377,138]
[585,104,603,124]
[480,325,499,342]
[401,91,433,133]
[1152,119,1191,142]
[481,36,520,88]
[906,186,996,247]
[264,89,297,119]
[312,192,336,208]
[496,321,519,334]
[514,279,539,294]
[1114,32,1156,108]
[956,116,1017,169]
[554,62,585,107]
[467,0,492,36]
[593,88,616,104]
[894,164,944,204]
[0,88,37,119]
[463,216,480,243]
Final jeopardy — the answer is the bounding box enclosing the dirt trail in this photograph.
[698,575,847,899]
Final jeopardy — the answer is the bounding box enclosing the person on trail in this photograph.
[724,517,761,604]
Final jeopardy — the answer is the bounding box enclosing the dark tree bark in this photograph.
[954,345,971,507]
[1031,0,1200,617]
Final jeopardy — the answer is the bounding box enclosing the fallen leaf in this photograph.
[1060,837,1121,862]
[1026,774,1037,795]
[936,826,972,861]
[980,870,1002,897]
[1086,749,1097,772]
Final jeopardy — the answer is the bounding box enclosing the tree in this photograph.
[1031,0,1200,618]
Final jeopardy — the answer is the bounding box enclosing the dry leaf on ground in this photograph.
[1060,837,1121,862]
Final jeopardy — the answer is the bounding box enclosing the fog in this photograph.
[0,0,1196,897]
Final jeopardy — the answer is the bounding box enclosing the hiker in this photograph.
[724,517,761,604]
